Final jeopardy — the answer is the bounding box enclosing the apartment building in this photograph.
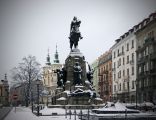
[135,12,156,103]
[98,50,112,102]
[112,29,137,103]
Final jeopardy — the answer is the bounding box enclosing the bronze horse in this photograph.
[69,32,81,50]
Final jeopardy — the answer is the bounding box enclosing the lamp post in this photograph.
[135,80,138,109]
[31,92,34,113]
[36,78,40,116]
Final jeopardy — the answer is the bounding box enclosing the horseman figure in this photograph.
[69,16,83,50]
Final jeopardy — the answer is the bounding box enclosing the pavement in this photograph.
[4,106,79,120]
[0,107,12,120]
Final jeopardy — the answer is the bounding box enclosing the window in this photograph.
[118,70,121,78]
[146,47,149,55]
[127,68,129,76]
[118,49,120,56]
[114,62,116,68]
[132,53,134,62]
[132,81,135,89]
[139,66,141,73]
[106,65,108,71]
[148,31,154,38]
[119,58,121,66]
[127,55,129,64]
[127,43,129,51]
[114,85,116,92]
[131,40,134,48]
[109,63,111,70]
[114,74,116,81]
[114,52,116,58]
[123,82,125,90]
[146,62,149,71]
[122,46,124,53]
[123,70,125,76]
[123,57,125,65]
[132,66,134,75]
[150,61,154,70]
[119,83,121,91]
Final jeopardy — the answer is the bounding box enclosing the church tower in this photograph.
[46,49,51,65]
[53,45,60,63]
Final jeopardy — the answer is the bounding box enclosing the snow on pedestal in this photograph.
[57,97,66,101]
[68,48,84,57]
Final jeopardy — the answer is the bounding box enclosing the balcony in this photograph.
[130,60,134,65]
[150,69,156,75]
[144,37,155,45]
[112,68,116,72]
[137,57,145,64]
[118,52,124,56]
[123,76,129,82]
[114,78,119,83]
[103,71,109,74]
[150,52,156,60]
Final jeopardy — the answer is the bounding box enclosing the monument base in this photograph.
[55,48,102,105]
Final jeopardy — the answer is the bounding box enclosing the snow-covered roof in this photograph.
[57,97,66,101]
[140,102,154,107]
[63,90,70,95]
[92,102,140,113]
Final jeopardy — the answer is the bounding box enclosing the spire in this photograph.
[54,44,60,63]
[4,73,7,81]
[46,48,51,65]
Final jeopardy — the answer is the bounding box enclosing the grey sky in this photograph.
[0,0,156,82]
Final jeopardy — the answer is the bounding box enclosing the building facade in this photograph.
[91,59,99,93]
[0,74,9,106]
[112,28,137,103]
[42,47,62,104]
[10,80,44,106]
[98,50,112,102]
[136,12,156,103]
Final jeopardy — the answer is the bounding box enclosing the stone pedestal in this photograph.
[64,48,86,90]
[55,87,63,94]
[65,80,71,91]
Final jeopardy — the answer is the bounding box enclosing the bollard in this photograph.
[65,106,67,118]
[69,109,71,119]
[74,108,76,120]
[80,108,83,120]
[87,107,90,120]
[125,109,127,120]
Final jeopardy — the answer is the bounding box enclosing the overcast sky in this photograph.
[0,0,156,82]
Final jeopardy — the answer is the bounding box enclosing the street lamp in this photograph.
[31,91,34,113]
[36,78,40,116]
[135,80,138,109]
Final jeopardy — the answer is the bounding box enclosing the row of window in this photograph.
[138,61,154,74]
[114,40,134,58]
[114,80,135,92]
[114,66,134,80]
[99,63,112,74]
[138,45,154,60]
[138,78,151,88]
[113,53,135,69]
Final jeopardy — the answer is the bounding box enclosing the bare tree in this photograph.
[11,55,41,107]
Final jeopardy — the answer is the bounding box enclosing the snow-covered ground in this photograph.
[4,106,80,120]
